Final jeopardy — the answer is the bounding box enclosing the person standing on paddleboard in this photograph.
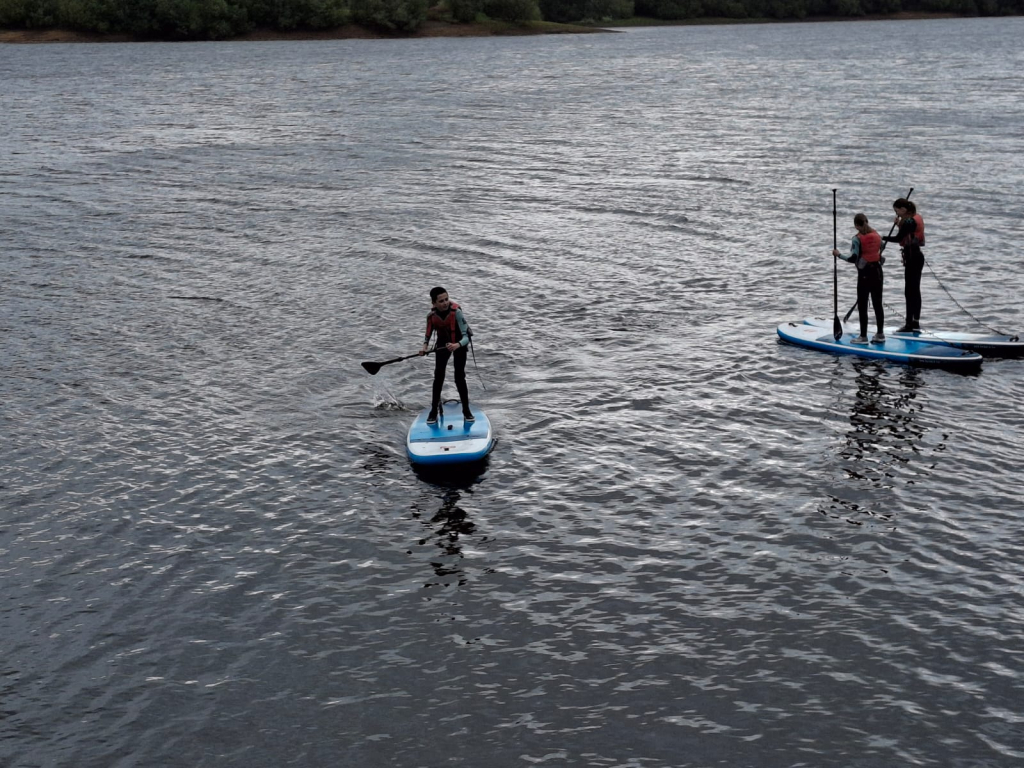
[833,213,885,345]
[883,197,926,332]
[419,287,473,425]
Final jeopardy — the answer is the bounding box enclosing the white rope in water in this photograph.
[923,258,1012,337]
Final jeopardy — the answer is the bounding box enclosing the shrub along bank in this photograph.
[1,0,1020,40]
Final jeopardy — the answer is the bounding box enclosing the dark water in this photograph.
[3,18,1024,767]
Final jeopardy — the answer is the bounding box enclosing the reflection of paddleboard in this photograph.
[803,317,1024,358]
[778,321,982,373]
[406,402,494,466]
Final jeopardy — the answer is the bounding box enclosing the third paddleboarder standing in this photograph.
[419,286,473,425]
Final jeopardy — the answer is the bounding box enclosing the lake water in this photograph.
[2,17,1024,768]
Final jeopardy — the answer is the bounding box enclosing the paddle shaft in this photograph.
[833,189,842,340]
[843,187,914,323]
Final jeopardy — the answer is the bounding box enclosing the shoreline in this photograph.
[0,13,983,44]
[0,20,604,44]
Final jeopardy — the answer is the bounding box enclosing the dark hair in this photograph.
[854,213,869,226]
[893,198,916,214]
[429,286,448,302]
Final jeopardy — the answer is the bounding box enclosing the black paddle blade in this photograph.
[833,316,843,341]
[361,361,382,375]
[360,350,428,375]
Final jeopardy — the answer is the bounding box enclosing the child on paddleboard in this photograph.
[419,286,473,425]
[833,213,885,345]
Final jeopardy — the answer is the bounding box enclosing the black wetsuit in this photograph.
[883,218,924,328]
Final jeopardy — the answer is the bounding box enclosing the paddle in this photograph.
[361,348,438,375]
[833,189,842,340]
[843,186,914,323]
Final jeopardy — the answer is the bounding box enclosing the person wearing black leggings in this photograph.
[419,286,473,425]
[884,198,925,332]
[833,213,885,344]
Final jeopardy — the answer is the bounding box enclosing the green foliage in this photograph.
[447,0,478,20]
[829,0,862,13]
[55,0,121,33]
[633,0,701,16]
[481,0,540,20]
[701,0,745,14]
[765,0,806,16]
[2,0,1019,36]
[864,0,901,12]
[651,0,703,17]
[0,0,25,26]
[918,0,978,11]
[538,0,632,21]
[247,0,349,29]
[350,0,427,30]
[0,0,58,26]
[106,0,248,38]
[536,0,566,19]
[608,0,635,16]
[0,0,356,35]
[167,0,248,38]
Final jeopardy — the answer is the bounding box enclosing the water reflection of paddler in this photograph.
[842,361,927,473]
[823,363,924,522]
[833,213,885,345]
[416,489,476,587]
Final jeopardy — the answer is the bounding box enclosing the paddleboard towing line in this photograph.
[922,259,1015,338]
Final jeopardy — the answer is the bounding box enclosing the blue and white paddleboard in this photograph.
[889,328,1023,358]
[803,316,1023,358]
[778,321,982,373]
[406,403,494,466]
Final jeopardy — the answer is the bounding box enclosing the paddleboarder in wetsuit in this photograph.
[833,213,885,345]
[419,286,473,425]
[883,198,925,332]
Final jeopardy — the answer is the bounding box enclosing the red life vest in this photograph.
[426,301,464,345]
[857,230,882,263]
[900,214,925,247]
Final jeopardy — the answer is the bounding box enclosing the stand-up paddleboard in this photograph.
[407,401,494,466]
[778,321,982,373]
[890,328,1023,358]
[803,317,1024,358]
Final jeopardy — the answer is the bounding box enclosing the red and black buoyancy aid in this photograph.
[899,214,925,248]
[857,230,882,263]
[425,302,465,346]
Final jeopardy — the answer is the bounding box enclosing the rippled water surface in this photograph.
[3,18,1024,767]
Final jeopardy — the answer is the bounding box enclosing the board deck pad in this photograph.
[407,403,494,466]
[778,321,982,372]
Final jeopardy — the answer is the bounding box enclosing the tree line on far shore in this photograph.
[1,0,1021,39]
